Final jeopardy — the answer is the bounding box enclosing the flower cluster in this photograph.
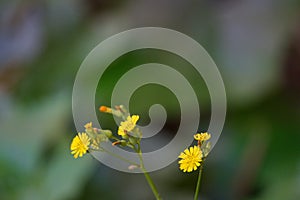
[70,122,112,158]
[70,105,141,159]
[178,132,211,172]
[70,104,212,199]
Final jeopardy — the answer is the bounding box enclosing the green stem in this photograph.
[194,164,203,200]
[140,166,161,200]
[136,145,161,200]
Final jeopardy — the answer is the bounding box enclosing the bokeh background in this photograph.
[1,0,300,200]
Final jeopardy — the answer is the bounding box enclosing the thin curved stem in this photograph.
[135,144,161,200]
[194,164,203,200]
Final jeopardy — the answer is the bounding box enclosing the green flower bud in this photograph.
[102,130,113,138]
[129,136,138,145]
[122,134,129,140]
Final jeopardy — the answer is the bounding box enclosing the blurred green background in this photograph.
[1,0,300,200]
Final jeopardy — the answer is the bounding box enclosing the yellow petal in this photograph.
[131,115,139,124]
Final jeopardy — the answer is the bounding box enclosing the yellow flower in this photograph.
[118,115,139,136]
[84,122,93,129]
[194,132,211,142]
[178,146,202,172]
[70,132,90,158]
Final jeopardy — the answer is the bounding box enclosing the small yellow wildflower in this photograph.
[194,132,211,142]
[70,132,90,158]
[178,146,202,172]
[118,115,139,136]
[99,106,112,113]
[84,122,93,129]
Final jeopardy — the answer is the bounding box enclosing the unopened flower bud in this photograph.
[128,165,139,170]
[99,106,112,113]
